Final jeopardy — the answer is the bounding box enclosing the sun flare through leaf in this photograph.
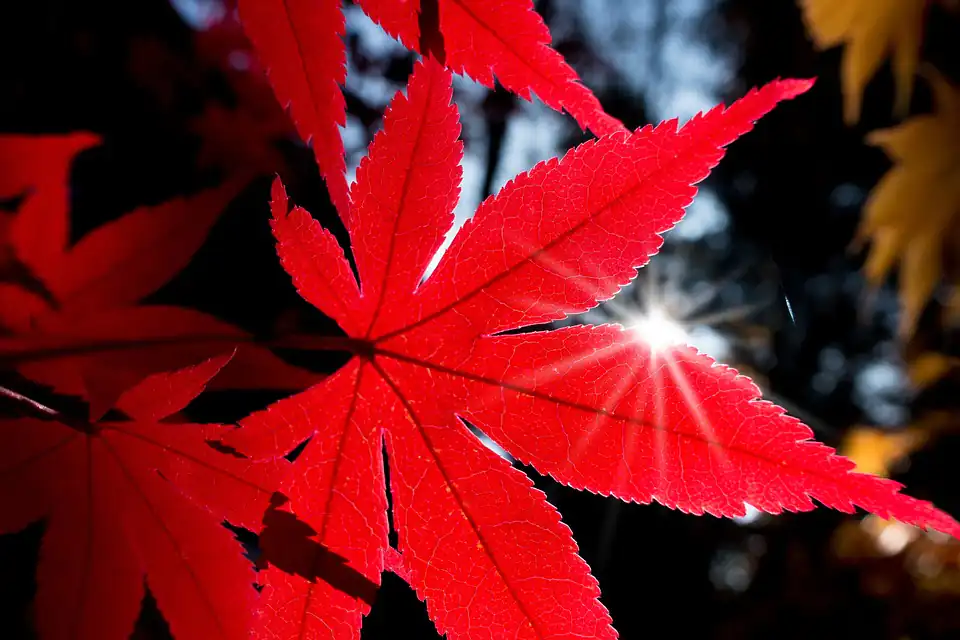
[219,55,960,640]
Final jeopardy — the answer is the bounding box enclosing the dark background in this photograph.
[2,0,960,637]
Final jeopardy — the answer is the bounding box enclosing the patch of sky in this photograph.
[854,358,909,426]
[170,0,226,30]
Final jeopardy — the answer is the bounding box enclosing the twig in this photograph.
[0,385,97,433]
[0,333,368,367]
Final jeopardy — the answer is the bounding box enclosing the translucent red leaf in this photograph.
[0,132,100,281]
[227,61,957,640]
[224,359,389,640]
[0,175,319,412]
[355,0,421,51]
[0,358,283,640]
[444,325,960,534]
[46,180,243,314]
[0,132,99,202]
[0,284,48,334]
[6,304,318,418]
[436,0,624,135]
[348,57,462,336]
[382,546,410,582]
[357,0,624,137]
[30,428,144,640]
[269,178,363,337]
[375,79,814,344]
[377,356,615,640]
[236,0,350,218]
[215,60,594,640]
[114,350,236,421]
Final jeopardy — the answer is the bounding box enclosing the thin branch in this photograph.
[0,333,371,367]
[0,385,58,417]
[0,385,97,433]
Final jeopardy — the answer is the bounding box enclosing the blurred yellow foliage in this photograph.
[799,0,926,123]
[802,1,960,603]
[834,515,960,596]
[841,426,929,477]
[836,424,960,595]
[858,71,960,337]
[909,351,960,388]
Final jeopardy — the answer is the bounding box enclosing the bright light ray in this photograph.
[663,350,733,481]
[436,223,776,517]
[448,230,671,476]
[566,353,650,473]
[626,306,691,351]
[634,251,737,496]
[682,302,769,330]
[563,258,691,472]
[652,345,669,506]
[638,258,730,510]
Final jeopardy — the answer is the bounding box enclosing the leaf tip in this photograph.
[269,176,289,220]
[773,77,817,100]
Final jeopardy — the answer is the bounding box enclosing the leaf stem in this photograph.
[0,385,58,417]
[0,333,371,367]
[0,385,98,433]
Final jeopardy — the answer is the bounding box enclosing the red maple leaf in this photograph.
[356,0,625,133]
[0,132,100,282]
[0,353,283,640]
[222,58,960,639]
[234,0,625,219]
[0,134,319,419]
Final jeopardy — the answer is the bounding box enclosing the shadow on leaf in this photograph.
[257,493,379,608]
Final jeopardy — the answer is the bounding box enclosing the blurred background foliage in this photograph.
[2,0,960,637]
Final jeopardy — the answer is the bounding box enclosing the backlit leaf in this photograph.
[215,59,955,640]
[0,356,283,640]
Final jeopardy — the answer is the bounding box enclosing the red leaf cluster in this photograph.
[235,0,626,220]
[1,354,281,639]
[2,2,958,640]
[0,135,318,419]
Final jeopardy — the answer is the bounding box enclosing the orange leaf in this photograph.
[858,71,960,336]
[800,0,927,123]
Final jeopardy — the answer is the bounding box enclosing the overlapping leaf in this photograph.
[217,57,960,640]
[800,0,927,123]
[235,0,351,217]
[0,132,100,282]
[357,0,625,135]
[0,354,283,640]
[235,0,623,218]
[0,134,318,417]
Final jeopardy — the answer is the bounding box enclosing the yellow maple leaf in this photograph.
[908,351,959,389]
[841,426,928,477]
[858,70,960,337]
[799,0,927,124]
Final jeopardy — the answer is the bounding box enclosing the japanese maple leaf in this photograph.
[0,353,283,640]
[222,58,960,639]
[235,0,624,219]
[0,134,318,417]
[800,0,927,124]
[0,132,100,282]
